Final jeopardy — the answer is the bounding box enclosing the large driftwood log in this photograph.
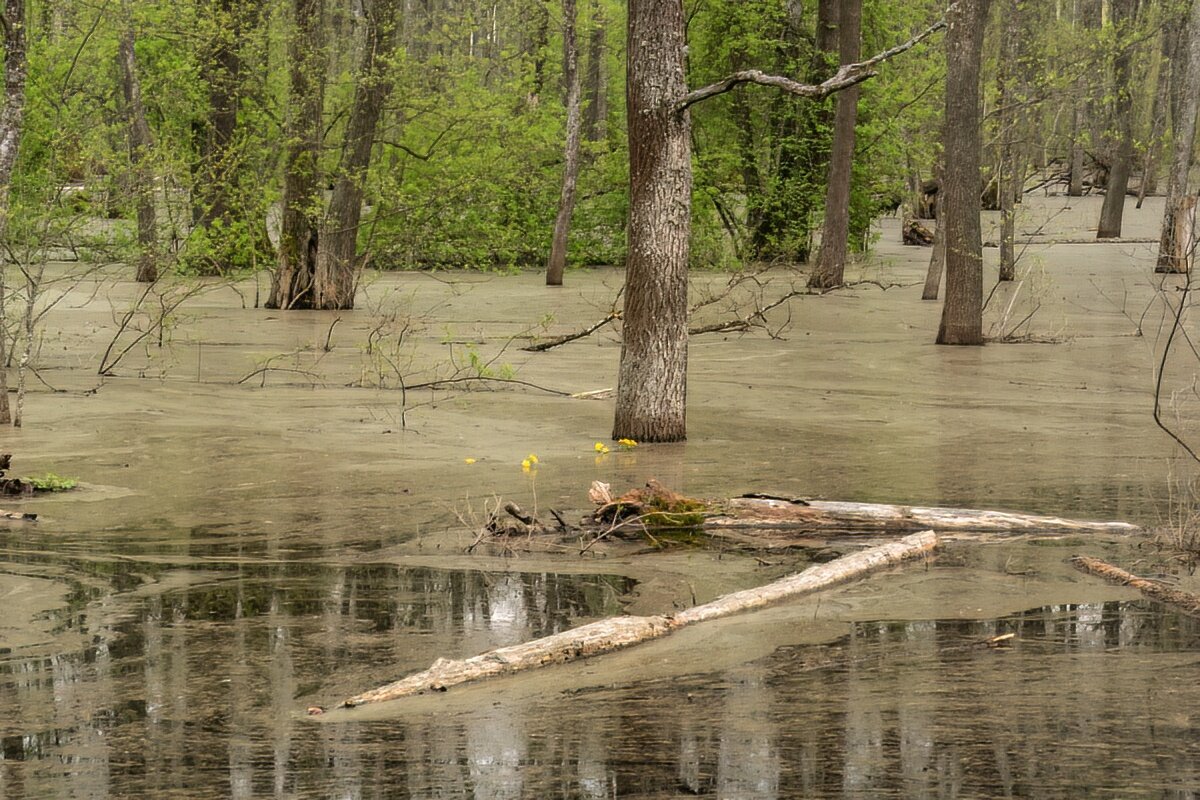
[340,530,938,708]
[1070,555,1200,617]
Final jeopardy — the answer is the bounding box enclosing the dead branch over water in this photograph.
[338,531,937,708]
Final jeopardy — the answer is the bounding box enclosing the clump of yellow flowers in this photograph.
[521,453,539,471]
[616,438,638,450]
[594,441,610,455]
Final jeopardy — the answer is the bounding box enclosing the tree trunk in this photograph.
[582,0,606,141]
[612,0,691,443]
[314,0,399,309]
[546,0,582,286]
[808,0,861,290]
[1157,0,1200,273]
[1096,0,1136,239]
[997,0,1021,281]
[118,9,158,283]
[0,0,25,426]
[936,0,989,345]
[1138,24,1174,208]
[266,0,325,310]
[922,160,946,300]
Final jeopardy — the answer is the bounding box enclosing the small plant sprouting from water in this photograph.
[25,472,78,492]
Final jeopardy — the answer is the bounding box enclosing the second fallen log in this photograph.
[340,530,939,708]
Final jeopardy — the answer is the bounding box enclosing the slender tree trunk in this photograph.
[314,0,399,309]
[612,0,691,443]
[922,159,946,300]
[582,0,606,141]
[1096,0,1136,239]
[546,0,581,286]
[997,0,1021,281]
[809,0,861,289]
[0,0,25,425]
[266,0,325,310]
[118,8,158,283]
[1157,0,1200,273]
[1138,24,1174,208]
[936,0,989,345]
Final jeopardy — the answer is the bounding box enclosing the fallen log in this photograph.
[339,530,938,708]
[1070,556,1200,618]
[0,509,36,521]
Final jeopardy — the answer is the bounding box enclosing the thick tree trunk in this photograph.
[612,0,691,443]
[1096,0,1136,239]
[0,0,25,426]
[266,0,325,310]
[118,12,158,283]
[340,531,939,707]
[314,0,399,309]
[936,0,989,345]
[581,0,606,141]
[546,0,581,286]
[1157,0,1200,273]
[808,0,861,290]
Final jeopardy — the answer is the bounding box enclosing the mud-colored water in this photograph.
[2,195,1198,797]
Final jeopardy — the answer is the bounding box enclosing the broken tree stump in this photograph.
[340,530,938,708]
[902,217,935,246]
[1070,555,1200,618]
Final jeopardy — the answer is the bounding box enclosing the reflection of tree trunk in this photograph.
[315,0,399,309]
[0,0,26,425]
[582,0,606,141]
[267,0,325,310]
[1157,0,1200,273]
[118,10,158,283]
[808,0,860,289]
[546,0,581,286]
[612,0,691,443]
[936,0,989,345]
[1096,0,1136,239]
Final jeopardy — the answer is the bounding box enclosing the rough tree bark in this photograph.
[313,0,399,309]
[546,0,582,287]
[266,0,325,310]
[1096,0,1136,239]
[809,0,862,290]
[117,7,158,283]
[936,0,989,345]
[1157,0,1200,273]
[612,0,693,442]
[0,0,25,426]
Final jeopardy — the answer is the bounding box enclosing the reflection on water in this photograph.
[4,583,1200,797]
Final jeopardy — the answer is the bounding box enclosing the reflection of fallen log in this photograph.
[339,530,938,708]
[1070,556,1200,617]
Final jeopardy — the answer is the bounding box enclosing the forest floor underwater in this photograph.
[2,193,1200,797]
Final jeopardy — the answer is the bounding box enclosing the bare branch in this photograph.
[678,7,954,112]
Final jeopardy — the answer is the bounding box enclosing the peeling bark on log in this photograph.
[341,531,938,707]
[1070,555,1200,617]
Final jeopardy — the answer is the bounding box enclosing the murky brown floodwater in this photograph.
[3,195,1200,797]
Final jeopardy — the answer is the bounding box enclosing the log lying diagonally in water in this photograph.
[1071,556,1200,618]
[340,530,938,709]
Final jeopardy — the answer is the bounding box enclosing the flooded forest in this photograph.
[4,0,1200,797]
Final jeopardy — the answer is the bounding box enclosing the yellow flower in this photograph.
[464,458,477,464]
[521,458,532,470]
[527,454,539,464]
[617,438,638,450]
[593,442,610,454]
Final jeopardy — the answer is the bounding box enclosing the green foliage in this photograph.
[25,473,78,492]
